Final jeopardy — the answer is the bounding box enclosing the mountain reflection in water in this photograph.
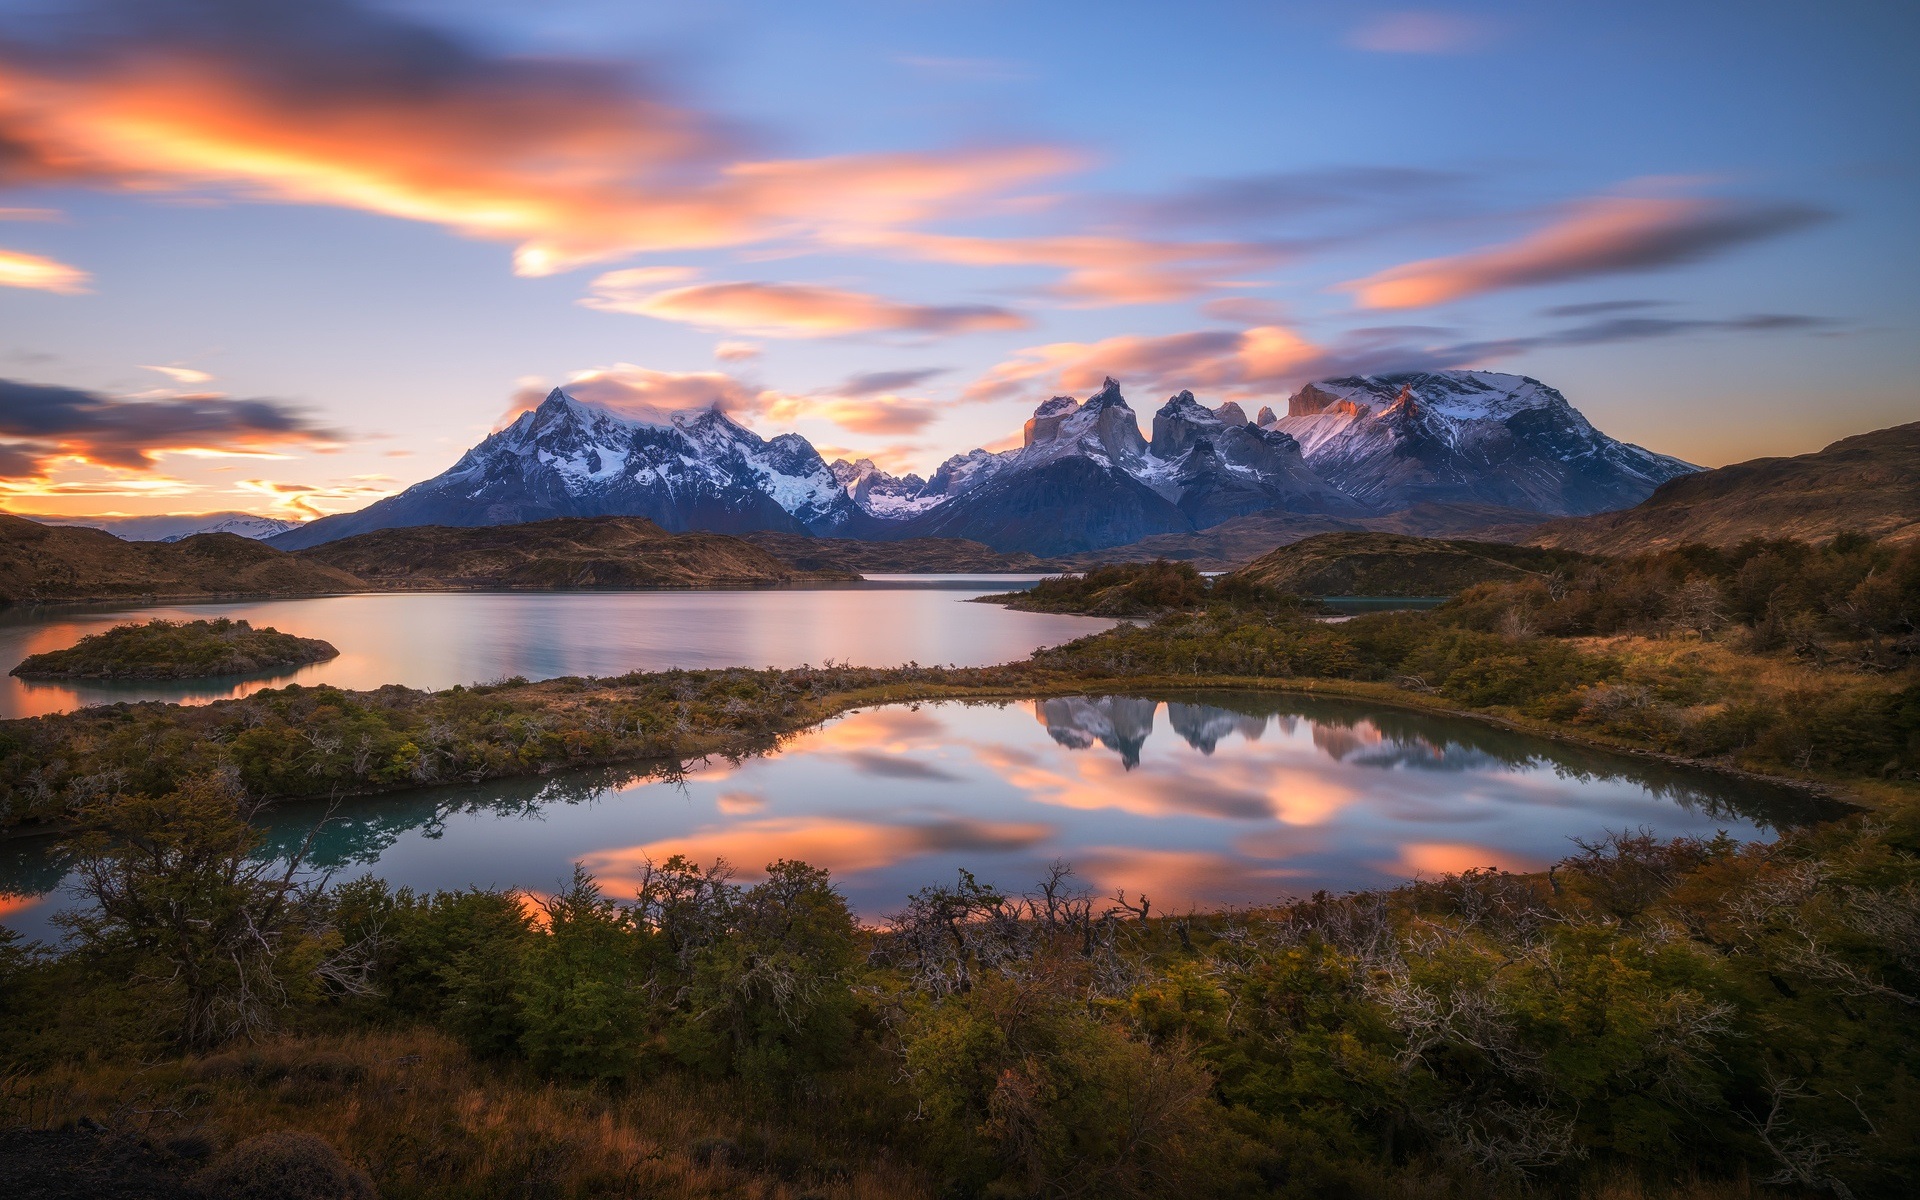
[0,692,1835,939]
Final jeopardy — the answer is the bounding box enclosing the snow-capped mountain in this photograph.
[48,512,303,542]
[1265,371,1696,516]
[828,458,939,519]
[270,371,1698,556]
[847,379,1365,555]
[270,388,857,550]
[888,381,1194,554]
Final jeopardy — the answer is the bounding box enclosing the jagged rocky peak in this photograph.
[1150,390,1224,459]
[1022,377,1148,466]
[1286,382,1371,419]
[1255,405,1279,426]
[1023,395,1079,447]
[1214,401,1249,427]
[1382,383,1420,420]
[921,447,1006,498]
[1268,370,1699,516]
[828,457,872,487]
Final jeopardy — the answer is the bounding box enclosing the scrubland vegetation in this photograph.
[983,559,1301,616]
[3,535,1917,1197]
[9,617,339,681]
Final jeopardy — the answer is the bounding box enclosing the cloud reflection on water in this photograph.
[0,691,1832,940]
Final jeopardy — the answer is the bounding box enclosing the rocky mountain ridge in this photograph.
[268,371,1698,558]
[272,390,860,551]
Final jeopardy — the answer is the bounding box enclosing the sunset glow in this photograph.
[0,1,1907,520]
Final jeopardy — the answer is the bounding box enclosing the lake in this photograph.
[0,577,1108,719]
[0,690,1827,941]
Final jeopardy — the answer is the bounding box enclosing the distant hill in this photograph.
[0,515,365,603]
[43,511,303,542]
[739,532,1047,573]
[1049,502,1548,571]
[1518,422,1920,554]
[294,516,855,589]
[1230,532,1592,597]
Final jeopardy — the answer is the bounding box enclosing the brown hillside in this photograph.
[0,515,366,603]
[1050,502,1548,572]
[1519,422,1920,553]
[1231,532,1592,597]
[297,517,856,588]
[741,531,1046,573]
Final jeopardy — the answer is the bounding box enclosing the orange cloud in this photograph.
[579,814,1055,889]
[765,393,942,436]
[0,891,47,918]
[582,277,1028,337]
[1393,842,1546,877]
[840,230,1284,305]
[1070,848,1303,911]
[812,443,927,476]
[140,364,214,384]
[964,324,1323,403]
[501,364,773,426]
[0,3,1077,275]
[236,477,394,518]
[0,247,89,293]
[1343,195,1827,309]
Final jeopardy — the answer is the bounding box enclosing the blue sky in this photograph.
[0,0,1913,519]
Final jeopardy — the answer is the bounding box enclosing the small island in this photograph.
[9,617,339,681]
[977,559,1308,616]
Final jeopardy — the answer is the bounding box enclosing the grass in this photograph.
[2,1027,927,1199]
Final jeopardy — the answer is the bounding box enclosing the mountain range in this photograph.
[269,370,1694,557]
[45,512,304,542]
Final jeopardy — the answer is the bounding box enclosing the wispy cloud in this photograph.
[0,376,340,481]
[964,325,1326,403]
[0,247,89,293]
[836,230,1286,306]
[1343,195,1829,308]
[582,276,1028,337]
[504,364,769,425]
[0,0,1077,275]
[1114,166,1469,231]
[769,394,942,436]
[236,476,393,518]
[1447,312,1836,358]
[140,363,214,385]
[837,368,947,396]
[894,54,1033,83]
[712,341,761,362]
[1538,299,1666,318]
[1348,10,1498,55]
[960,305,1834,407]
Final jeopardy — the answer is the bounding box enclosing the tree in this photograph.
[57,771,345,1048]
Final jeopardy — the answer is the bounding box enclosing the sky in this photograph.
[0,0,1914,521]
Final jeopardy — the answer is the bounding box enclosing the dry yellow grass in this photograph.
[2,1027,931,1199]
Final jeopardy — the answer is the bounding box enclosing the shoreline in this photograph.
[0,665,1872,848]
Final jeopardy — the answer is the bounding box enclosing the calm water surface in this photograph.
[0,691,1826,940]
[0,577,1104,718]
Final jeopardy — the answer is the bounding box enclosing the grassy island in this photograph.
[9,617,339,681]
[1,534,1916,1198]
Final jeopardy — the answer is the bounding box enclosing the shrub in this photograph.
[193,1131,375,1200]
